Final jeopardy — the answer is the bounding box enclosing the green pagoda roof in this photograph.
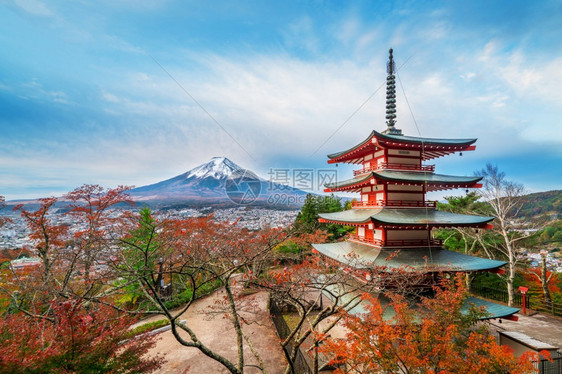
[322,286,518,321]
[464,297,520,320]
[327,130,477,161]
[318,208,494,226]
[372,130,476,147]
[312,240,505,271]
[325,171,482,190]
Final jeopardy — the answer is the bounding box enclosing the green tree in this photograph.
[116,207,169,308]
[293,194,351,239]
[435,193,494,290]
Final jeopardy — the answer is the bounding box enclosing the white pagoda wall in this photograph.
[387,192,424,201]
[386,184,424,202]
[386,230,427,240]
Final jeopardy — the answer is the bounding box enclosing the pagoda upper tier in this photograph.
[324,171,483,193]
[327,130,477,164]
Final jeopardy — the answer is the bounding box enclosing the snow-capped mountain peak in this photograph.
[185,157,243,180]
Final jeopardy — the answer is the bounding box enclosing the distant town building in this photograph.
[10,256,41,271]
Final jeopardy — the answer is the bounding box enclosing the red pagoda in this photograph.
[312,49,518,319]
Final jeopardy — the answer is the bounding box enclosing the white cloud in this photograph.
[13,0,53,16]
[101,90,120,103]
[283,16,320,53]
[460,72,476,81]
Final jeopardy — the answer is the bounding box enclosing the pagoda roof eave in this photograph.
[312,241,506,271]
[374,170,482,184]
[324,171,483,191]
[319,208,378,224]
[372,130,477,147]
[327,130,478,164]
[327,131,376,162]
[318,208,494,226]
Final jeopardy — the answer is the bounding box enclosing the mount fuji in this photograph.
[129,157,309,209]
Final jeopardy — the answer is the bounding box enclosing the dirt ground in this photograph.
[137,288,287,374]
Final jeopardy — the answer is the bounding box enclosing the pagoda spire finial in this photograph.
[383,48,402,135]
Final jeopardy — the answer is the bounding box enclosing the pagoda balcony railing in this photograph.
[352,200,437,208]
[347,235,383,246]
[353,163,435,176]
[348,234,443,247]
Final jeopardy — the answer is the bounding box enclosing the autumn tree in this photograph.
[320,277,542,374]
[255,254,432,374]
[3,197,70,315]
[64,184,133,286]
[476,164,537,306]
[525,250,560,305]
[111,210,285,374]
[0,192,162,373]
[0,299,162,373]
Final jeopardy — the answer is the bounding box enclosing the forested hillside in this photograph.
[518,190,562,218]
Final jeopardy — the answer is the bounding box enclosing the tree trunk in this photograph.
[541,255,552,304]
[507,253,516,307]
[504,228,516,307]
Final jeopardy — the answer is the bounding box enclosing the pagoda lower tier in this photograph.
[323,285,520,321]
[312,241,506,273]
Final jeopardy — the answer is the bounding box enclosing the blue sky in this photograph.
[1,0,561,201]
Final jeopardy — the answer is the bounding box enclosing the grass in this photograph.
[129,319,170,336]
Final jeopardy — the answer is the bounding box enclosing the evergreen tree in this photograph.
[293,194,351,239]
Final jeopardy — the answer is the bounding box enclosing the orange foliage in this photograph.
[524,267,561,294]
[320,278,538,374]
[0,299,162,373]
[290,229,330,249]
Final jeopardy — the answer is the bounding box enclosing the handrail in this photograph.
[348,234,442,247]
[352,200,437,208]
[354,162,435,176]
[347,235,383,246]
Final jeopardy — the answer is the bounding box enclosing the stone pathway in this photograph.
[138,289,287,374]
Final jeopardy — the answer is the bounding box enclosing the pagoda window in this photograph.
[373,229,383,240]
[364,153,373,161]
[357,227,365,238]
